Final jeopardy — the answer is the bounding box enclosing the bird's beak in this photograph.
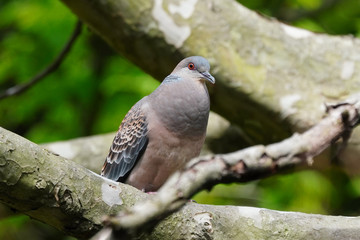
[201,71,215,84]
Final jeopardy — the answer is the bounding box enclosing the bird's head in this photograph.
[172,56,215,84]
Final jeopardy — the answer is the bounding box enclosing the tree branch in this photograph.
[0,126,143,238]
[61,0,360,174]
[95,94,360,238]
[0,20,82,100]
[1,95,360,239]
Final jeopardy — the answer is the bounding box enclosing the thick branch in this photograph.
[0,127,141,239]
[0,95,360,239]
[97,205,360,240]
[99,95,360,238]
[61,0,360,173]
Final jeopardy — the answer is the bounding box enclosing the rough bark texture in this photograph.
[92,99,360,239]
[100,205,360,240]
[0,127,143,238]
[2,126,360,240]
[60,0,360,173]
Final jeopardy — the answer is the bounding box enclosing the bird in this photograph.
[101,56,215,192]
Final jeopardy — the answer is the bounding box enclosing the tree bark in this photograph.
[0,93,359,239]
[60,0,360,173]
[92,99,360,238]
[0,128,131,238]
[2,127,360,239]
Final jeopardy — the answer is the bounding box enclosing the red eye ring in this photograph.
[188,62,195,70]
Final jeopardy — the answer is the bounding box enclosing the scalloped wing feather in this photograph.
[101,101,148,182]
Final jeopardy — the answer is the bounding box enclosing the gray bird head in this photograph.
[171,56,215,84]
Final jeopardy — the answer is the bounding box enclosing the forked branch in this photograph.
[95,94,360,239]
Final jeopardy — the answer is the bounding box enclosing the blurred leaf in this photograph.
[194,183,261,206]
[259,171,333,214]
[290,0,322,10]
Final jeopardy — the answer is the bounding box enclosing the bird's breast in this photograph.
[150,81,210,137]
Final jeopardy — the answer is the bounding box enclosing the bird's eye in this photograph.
[188,62,195,70]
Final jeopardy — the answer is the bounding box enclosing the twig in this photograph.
[0,20,82,100]
[94,94,360,239]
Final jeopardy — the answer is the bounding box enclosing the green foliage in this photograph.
[0,214,75,240]
[1,0,360,239]
[195,169,360,216]
[194,183,261,206]
[0,215,29,240]
[0,0,158,143]
[258,171,333,214]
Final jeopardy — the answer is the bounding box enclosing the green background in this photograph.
[1,0,360,239]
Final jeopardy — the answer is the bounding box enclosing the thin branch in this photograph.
[98,94,360,238]
[0,20,82,100]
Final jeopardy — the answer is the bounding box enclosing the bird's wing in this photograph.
[101,100,148,182]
